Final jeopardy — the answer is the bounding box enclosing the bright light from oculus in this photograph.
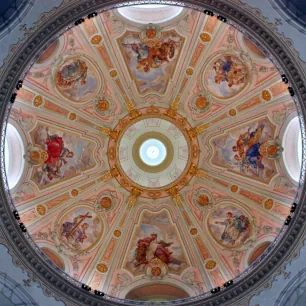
[132,4,167,8]
[117,5,183,24]
[140,139,167,166]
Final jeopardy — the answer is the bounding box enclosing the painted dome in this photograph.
[1,2,304,305]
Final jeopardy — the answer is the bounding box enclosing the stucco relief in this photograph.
[0,1,304,305]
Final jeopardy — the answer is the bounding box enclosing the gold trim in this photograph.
[108,108,200,198]
[132,132,174,173]
[115,114,193,192]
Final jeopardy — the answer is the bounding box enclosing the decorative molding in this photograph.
[0,0,305,305]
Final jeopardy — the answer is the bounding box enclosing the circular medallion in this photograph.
[262,90,272,102]
[195,97,207,110]
[190,228,198,235]
[97,263,108,273]
[33,96,43,107]
[146,29,157,39]
[197,194,209,206]
[97,99,109,111]
[108,107,200,198]
[69,113,77,120]
[57,206,103,253]
[110,70,117,77]
[264,199,274,210]
[231,185,239,193]
[54,56,100,103]
[186,68,194,76]
[71,189,79,197]
[30,151,41,162]
[151,266,162,276]
[200,33,211,42]
[91,35,102,45]
[204,54,249,99]
[118,117,188,188]
[37,204,46,216]
[100,197,112,209]
[208,203,253,248]
[113,230,121,237]
[229,109,237,116]
[205,260,217,270]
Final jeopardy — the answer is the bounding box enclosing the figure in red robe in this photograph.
[43,133,73,181]
[134,233,157,267]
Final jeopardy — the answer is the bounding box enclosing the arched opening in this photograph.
[41,248,65,270]
[117,5,183,24]
[4,123,24,189]
[125,284,189,301]
[248,242,271,265]
[283,116,302,182]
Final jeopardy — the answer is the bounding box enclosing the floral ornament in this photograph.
[190,91,211,115]
[94,95,114,116]
[192,188,214,210]
[95,191,118,213]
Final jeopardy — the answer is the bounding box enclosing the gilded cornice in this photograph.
[0,1,305,306]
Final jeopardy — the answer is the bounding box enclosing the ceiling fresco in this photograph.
[6,5,300,301]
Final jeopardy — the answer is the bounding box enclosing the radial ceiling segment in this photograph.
[0,1,304,305]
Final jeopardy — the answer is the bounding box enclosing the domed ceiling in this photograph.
[5,4,301,302]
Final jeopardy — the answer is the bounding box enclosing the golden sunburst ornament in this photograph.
[91,35,102,45]
[33,96,43,107]
[264,199,274,210]
[69,113,77,120]
[200,33,211,42]
[205,260,217,270]
[230,185,239,193]
[186,68,194,76]
[262,90,272,102]
[110,70,117,78]
[97,263,108,273]
[113,230,122,237]
[36,204,46,216]
[71,189,79,197]
[190,228,198,235]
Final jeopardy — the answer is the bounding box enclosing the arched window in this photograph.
[283,116,302,182]
[125,284,189,301]
[117,5,183,24]
[248,242,271,265]
[4,123,24,189]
